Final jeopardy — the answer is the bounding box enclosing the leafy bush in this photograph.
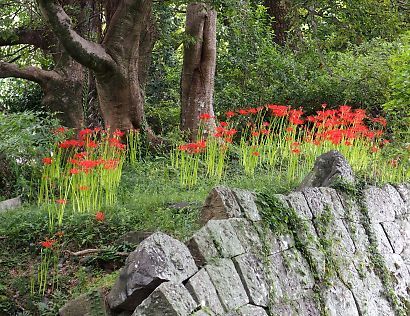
[0,79,44,113]
[0,111,60,199]
[214,4,398,115]
[383,31,410,142]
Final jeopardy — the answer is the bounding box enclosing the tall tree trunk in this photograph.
[264,0,291,46]
[37,0,157,134]
[181,3,217,140]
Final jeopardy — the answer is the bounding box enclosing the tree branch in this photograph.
[0,28,52,49]
[0,61,58,84]
[36,0,115,73]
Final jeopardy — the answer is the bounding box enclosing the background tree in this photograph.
[181,2,217,140]
[0,1,86,128]
[36,0,157,134]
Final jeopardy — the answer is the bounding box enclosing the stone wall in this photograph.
[60,152,410,316]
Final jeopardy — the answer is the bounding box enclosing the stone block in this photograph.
[185,268,224,315]
[205,259,249,311]
[132,282,197,316]
[201,186,242,224]
[233,253,270,307]
[225,304,268,316]
[269,249,315,301]
[108,232,197,311]
[302,187,345,219]
[228,219,263,255]
[324,278,359,316]
[232,188,261,221]
[206,220,245,258]
[188,226,219,267]
[286,191,313,220]
[364,186,397,223]
[381,221,405,254]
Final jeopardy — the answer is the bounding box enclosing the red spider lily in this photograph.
[238,109,249,115]
[70,168,80,175]
[251,131,260,137]
[248,108,258,114]
[69,158,79,165]
[370,146,379,153]
[74,152,88,159]
[321,103,327,109]
[261,129,270,135]
[344,140,352,146]
[79,128,93,139]
[252,151,260,156]
[79,186,89,191]
[389,159,399,167]
[291,148,301,154]
[178,141,207,154]
[288,109,304,125]
[95,211,105,222]
[78,159,101,169]
[40,239,57,249]
[86,140,98,148]
[59,139,84,149]
[199,113,213,120]
[113,129,125,137]
[103,159,120,170]
[109,138,126,149]
[219,121,228,127]
[42,157,53,165]
[263,121,270,126]
[286,127,294,133]
[267,105,288,117]
[225,111,235,118]
[53,127,67,135]
[372,117,387,127]
[56,199,67,205]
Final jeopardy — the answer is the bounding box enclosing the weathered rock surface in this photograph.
[0,196,21,212]
[107,232,197,311]
[205,259,249,311]
[297,150,355,190]
[185,268,224,315]
[131,282,197,316]
[75,151,409,316]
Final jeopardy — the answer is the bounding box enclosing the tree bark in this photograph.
[181,3,217,140]
[264,0,291,46]
[0,60,85,128]
[36,0,156,133]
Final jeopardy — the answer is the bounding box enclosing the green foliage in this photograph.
[0,79,44,112]
[383,31,410,142]
[0,111,59,198]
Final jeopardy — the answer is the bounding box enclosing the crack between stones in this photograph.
[380,222,395,254]
[336,271,363,316]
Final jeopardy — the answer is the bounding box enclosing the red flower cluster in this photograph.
[40,239,57,249]
[42,157,53,165]
[178,140,206,154]
[95,211,105,222]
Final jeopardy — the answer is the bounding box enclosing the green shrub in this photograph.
[383,31,410,142]
[0,111,60,199]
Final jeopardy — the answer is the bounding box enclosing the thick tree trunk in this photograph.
[264,0,291,46]
[181,3,217,140]
[42,61,85,128]
[37,0,156,133]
